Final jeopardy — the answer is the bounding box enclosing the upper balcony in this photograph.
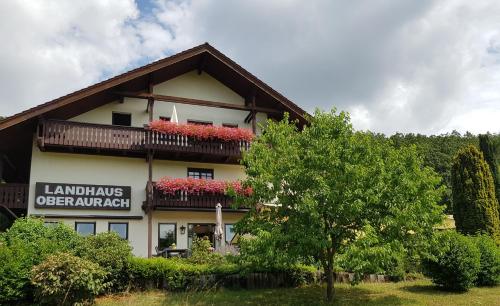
[37,120,250,164]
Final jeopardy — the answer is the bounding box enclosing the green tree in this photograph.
[479,134,500,206]
[237,110,444,302]
[451,145,500,241]
[390,131,479,213]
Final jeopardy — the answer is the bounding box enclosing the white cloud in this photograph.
[0,0,499,135]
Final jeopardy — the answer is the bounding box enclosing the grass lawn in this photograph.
[96,280,500,306]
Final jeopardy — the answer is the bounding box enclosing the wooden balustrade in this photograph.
[39,120,146,152]
[0,184,29,209]
[150,185,237,210]
[38,120,250,162]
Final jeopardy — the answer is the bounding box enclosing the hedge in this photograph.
[128,257,319,290]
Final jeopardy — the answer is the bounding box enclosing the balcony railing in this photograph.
[38,120,146,152]
[147,183,244,211]
[0,184,29,210]
[38,120,250,163]
[147,129,250,158]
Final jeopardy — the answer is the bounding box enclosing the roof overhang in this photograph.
[0,43,308,134]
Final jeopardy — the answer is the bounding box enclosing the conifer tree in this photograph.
[479,134,500,206]
[451,145,500,242]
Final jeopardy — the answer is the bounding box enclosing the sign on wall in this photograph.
[35,182,131,210]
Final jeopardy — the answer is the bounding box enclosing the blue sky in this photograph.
[0,0,499,135]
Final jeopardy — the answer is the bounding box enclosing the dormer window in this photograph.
[112,112,131,126]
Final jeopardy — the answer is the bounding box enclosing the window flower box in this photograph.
[149,120,254,142]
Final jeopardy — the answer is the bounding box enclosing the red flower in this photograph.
[155,177,252,196]
[149,120,254,142]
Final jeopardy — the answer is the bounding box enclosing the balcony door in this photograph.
[187,223,215,248]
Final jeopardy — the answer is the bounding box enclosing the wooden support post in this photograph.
[251,94,257,134]
[147,150,153,258]
[147,74,154,258]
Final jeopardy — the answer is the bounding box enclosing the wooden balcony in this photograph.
[146,183,247,212]
[0,183,29,211]
[37,120,250,163]
[38,120,146,157]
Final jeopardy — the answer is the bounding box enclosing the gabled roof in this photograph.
[0,43,308,132]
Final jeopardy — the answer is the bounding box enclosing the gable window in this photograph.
[159,116,171,122]
[109,222,128,240]
[112,112,131,126]
[75,222,96,237]
[222,123,238,128]
[188,168,214,180]
[187,119,213,126]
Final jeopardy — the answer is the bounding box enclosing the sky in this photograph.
[0,0,499,136]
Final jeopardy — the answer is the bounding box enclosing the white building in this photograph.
[0,43,307,257]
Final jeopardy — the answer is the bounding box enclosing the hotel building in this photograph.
[0,43,307,257]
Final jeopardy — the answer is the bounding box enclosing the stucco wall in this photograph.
[27,69,259,257]
[72,70,267,133]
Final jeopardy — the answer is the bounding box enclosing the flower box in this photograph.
[149,120,254,142]
[155,177,252,196]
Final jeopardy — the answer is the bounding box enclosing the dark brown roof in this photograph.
[0,43,307,131]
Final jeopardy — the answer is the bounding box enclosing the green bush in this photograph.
[75,231,132,291]
[188,235,225,265]
[0,240,32,303]
[31,252,108,306]
[0,217,81,303]
[128,256,317,290]
[473,234,500,286]
[423,231,480,291]
[337,228,407,282]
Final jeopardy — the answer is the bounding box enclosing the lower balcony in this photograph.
[147,184,247,212]
[0,183,28,214]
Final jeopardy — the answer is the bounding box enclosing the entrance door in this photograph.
[188,223,215,248]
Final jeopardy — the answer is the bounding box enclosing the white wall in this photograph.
[28,69,262,257]
[72,70,267,134]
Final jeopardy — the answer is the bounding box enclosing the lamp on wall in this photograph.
[180,225,186,235]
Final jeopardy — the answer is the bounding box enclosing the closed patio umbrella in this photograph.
[215,203,224,251]
[171,104,178,124]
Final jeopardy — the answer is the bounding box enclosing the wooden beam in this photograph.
[251,94,257,134]
[114,91,282,115]
[197,54,207,75]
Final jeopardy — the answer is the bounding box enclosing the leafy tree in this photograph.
[391,131,479,213]
[451,145,500,242]
[479,134,500,206]
[237,110,444,301]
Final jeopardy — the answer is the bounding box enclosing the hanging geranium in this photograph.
[149,120,254,142]
[155,177,253,196]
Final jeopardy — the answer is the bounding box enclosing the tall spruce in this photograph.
[451,145,500,242]
[479,134,500,206]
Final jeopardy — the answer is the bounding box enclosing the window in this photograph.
[112,112,131,126]
[109,222,128,240]
[225,224,236,245]
[222,123,238,128]
[158,223,176,249]
[187,119,213,126]
[188,223,214,248]
[159,116,171,122]
[75,222,95,236]
[44,221,59,228]
[188,168,214,180]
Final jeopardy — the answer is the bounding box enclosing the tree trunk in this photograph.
[324,248,335,302]
[326,264,334,302]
